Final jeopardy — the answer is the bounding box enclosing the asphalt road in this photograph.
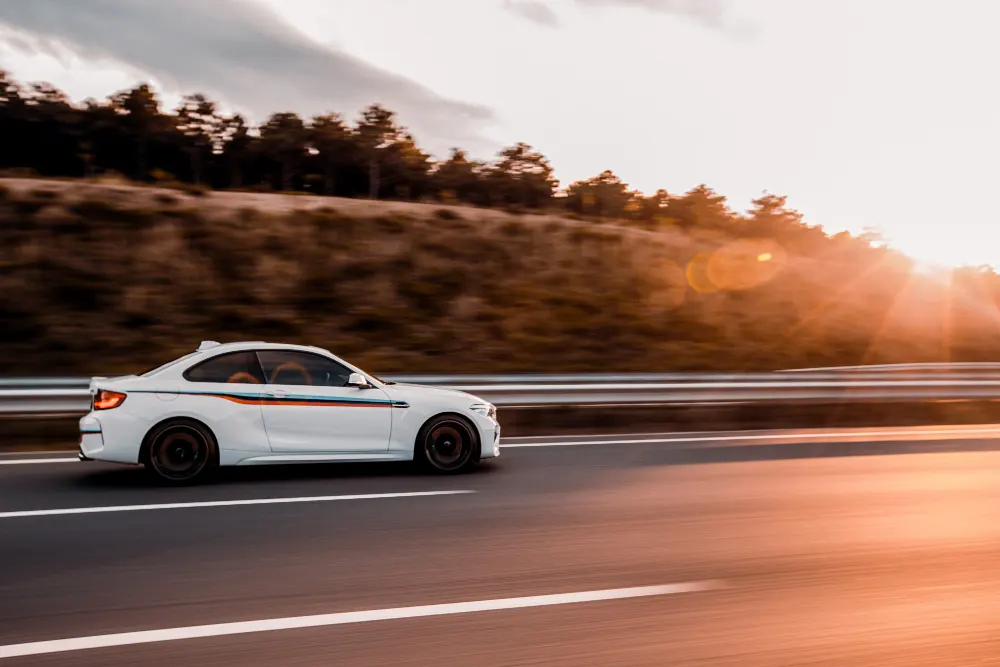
[1,426,999,665]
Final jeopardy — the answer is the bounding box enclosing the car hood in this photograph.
[381,382,483,403]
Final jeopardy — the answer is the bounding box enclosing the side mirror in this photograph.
[347,372,372,389]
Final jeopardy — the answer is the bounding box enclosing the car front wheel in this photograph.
[416,416,479,474]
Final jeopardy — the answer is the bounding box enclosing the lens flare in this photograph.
[685,253,720,294]
[708,239,786,292]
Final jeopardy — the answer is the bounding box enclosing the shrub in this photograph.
[155,193,180,206]
[11,197,48,217]
[237,207,260,223]
[181,183,210,197]
[569,227,611,244]
[0,167,39,178]
[373,214,407,234]
[149,169,175,183]
[30,188,60,201]
[68,199,157,228]
[500,220,528,237]
[434,208,461,221]
[34,206,86,234]
[90,171,131,186]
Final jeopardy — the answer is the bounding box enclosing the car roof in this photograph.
[194,341,331,355]
[187,342,368,378]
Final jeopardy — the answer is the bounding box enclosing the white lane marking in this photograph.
[502,427,1000,448]
[0,581,720,659]
[502,425,1000,442]
[502,430,719,441]
[0,458,78,466]
[0,490,474,519]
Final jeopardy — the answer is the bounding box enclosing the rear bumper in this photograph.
[78,414,107,461]
[77,412,143,464]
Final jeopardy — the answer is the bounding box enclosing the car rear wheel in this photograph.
[415,416,479,474]
[145,420,217,485]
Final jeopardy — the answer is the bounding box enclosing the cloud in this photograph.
[0,0,495,154]
[576,0,727,27]
[503,0,559,27]
[504,0,729,28]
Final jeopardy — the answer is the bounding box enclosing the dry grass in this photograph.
[0,177,994,376]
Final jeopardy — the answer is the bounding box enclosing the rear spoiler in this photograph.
[89,375,137,392]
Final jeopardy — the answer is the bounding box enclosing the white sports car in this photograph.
[78,341,500,484]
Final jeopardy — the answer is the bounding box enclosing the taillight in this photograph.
[93,390,127,410]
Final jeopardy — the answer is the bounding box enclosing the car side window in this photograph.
[183,352,266,384]
[257,351,352,388]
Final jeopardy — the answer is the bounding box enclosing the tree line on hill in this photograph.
[0,69,867,244]
[0,70,558,208]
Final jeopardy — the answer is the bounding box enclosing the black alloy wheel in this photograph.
[418,417,478,474]
[146,421,216,484]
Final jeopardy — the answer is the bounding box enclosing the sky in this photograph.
[0,0,997,266]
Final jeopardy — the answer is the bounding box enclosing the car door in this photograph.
[179,351,270,453]
[256,349,393,452]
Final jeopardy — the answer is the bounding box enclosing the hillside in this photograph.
[1,178,998,376]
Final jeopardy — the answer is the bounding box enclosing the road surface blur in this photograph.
[0,429,998,665]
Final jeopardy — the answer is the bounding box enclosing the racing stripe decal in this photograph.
[214,394,392,408]
[131,390,393,407]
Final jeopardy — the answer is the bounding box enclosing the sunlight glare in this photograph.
[911,258,948,276]
[882,228,992,271]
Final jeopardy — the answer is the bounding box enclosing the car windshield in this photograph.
[138,351,202,377]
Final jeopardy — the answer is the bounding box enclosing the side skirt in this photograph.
[233,452,414,466]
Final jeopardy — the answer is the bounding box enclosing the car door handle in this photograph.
[265,389,287,398]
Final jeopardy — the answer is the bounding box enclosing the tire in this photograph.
[143,419,218,485]
[415,415,480,474]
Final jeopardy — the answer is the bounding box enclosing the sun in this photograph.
[886,230,988,271]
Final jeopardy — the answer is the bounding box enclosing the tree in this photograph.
[308,113,353,195]
[259,112,307,191]
[380,131,431,200]
[355,104,401,200]
[744,194,801,234]
[663,184,732,230]
[79,97,121,178]
[110,83,165,180]
[743,193,832,255]
[0,71,26,171]
[4,81,82,176]
[0,70,20,105]
[175,94,224,185]
[490,142,558,209]
[219,114,253,188]
[633,188,671,225]
[433,148,486,204]
[565,170,634,219]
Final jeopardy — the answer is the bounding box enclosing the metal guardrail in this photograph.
[4,364,1000,415]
